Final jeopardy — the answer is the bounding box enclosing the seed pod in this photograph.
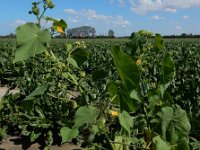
[79,71,86,77]
[46,0,55,9]
[32,7,39,15]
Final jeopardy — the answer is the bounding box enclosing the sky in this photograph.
[0,0,200,36]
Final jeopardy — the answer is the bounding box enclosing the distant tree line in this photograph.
[1,31,200,39]
[0,33,16,38]
[163,33,200,38]
[67,26,96,38]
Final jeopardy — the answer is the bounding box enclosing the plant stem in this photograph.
[93,144,109,150]
[104,132,116,150]
[37,6,48,28]
[47,92,75,102]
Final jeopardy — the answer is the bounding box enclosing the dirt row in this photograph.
[0,136,81,150]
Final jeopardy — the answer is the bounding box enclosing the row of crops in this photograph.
[0,34,200,149]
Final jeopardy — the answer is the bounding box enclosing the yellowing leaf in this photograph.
[136,58,141,65]
[110,111,119,116]
[57,26,64,33]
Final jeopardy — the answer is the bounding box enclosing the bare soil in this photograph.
[0,136,81,150]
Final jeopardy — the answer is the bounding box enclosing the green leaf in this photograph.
[152,136,170,150]
[111,46,140,91]
[107,81,141,112]
[67,57,79,69]
[91,125,99,133]
[130,89,141,102]
[119,87,140,112]
[14,23,51,62]
[156,106,191,145]
[107,81,120,104]
[59,19,67,29]
[24,86,47,100]
[159,82,170,98]
[46,131,53,147]
[161,53,175,84]
[60,127,79,144]
[30,131,41,142]
[173,138,190,150]
[114,136,123,150]
[62,72,69,79]
[118,111,133,134]
[148,95,162,113]
[74,106,97,128]
[22,86,47,113]
[70,48,89,67]
[128,32,139,55]
[53,19,67,31]
[154,33,164,52]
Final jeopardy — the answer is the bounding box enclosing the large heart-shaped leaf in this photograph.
[74,106,97,128]
[111,46,140,91]
[60,127,79,144]
[14,23,51,62]
[156,106,191,145]
[70,48,89,67]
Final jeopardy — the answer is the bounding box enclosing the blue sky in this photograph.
[0,0,200,36]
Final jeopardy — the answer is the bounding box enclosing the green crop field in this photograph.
[1,36,200,149]
[1,0,200,149]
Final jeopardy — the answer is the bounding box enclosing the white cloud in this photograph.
[109,0,125,6]
[64,8,131,28]
[176,25,182,30]
[113,15,130,27]
[165,8,177,13]
[151,15,165,20]
[8,19,26,27]
[182,15,190,19]
[68,17,78,23]
[14,20,26,26]
[119,0,125,6]
[129,0,200,14]
[64,9,77,15]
